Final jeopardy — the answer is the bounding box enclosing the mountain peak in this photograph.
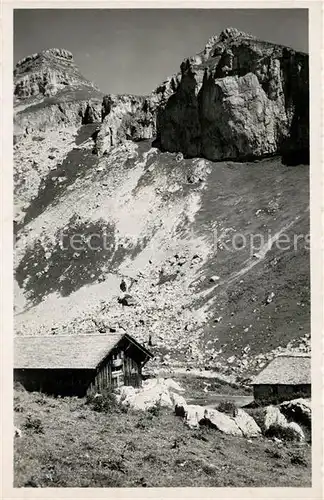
[14,47,98,100]
[15,48,74,72]
[218,26,255,41]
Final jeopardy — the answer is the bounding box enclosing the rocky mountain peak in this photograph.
[218,26,255,42]
[14,47,98,100]
[15,48,74,72]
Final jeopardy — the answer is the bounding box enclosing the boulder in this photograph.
[280,398,311,426]
[116,385,136,406]
[171,393,187,413]
[202,408,243,436]
[264,405,288,431]
[234,408,262,438]
[117,378,184,411]
[164,378,185,393]
[118,294,137,306]
[184,405,207,429]
[285,421,305,442]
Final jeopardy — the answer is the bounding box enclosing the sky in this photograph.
[14,9,308,95]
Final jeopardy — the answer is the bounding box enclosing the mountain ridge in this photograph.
[13,28,310,380]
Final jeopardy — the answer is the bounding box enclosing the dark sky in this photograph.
[14,9,308,95]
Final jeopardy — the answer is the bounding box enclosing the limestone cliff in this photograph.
[14,29,309,164]
[14,48,103,138]
[14,48,99,99]
[95,74,181,156]
[156,27,309,164]
[95,94,157,155]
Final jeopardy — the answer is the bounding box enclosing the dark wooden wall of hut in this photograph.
[89,346,142,394]
[14,368,94,397]
[253,383,311,403]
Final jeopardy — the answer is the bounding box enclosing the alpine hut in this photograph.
[251,354,311,404]
[14,333,153,396]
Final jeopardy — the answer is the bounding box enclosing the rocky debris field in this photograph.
[14,133,310,378]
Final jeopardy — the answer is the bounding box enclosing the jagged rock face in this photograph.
[95,95,157,155]
[156,28,309,164]
[15,98,102,136]
[95,76,182,156]
[14,48,97,99]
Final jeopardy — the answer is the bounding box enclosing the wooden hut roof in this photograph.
[14,333,153,370]
[251,354,311,385]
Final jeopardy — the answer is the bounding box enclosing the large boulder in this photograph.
[184,405,207,429]
[285,421,305,442]
[263,404,306,442]
[164,378,185,393]
[202,408,243,436]
[116,378,184,411]
[116,385,137,406]
[234,408,262,438]
[264,405,288,431]
[280,398,311,427]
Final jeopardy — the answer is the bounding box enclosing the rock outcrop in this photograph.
[115,378,185,411]
[15,30,309,166]
[95,94,157,155]
[280,398,311,426]
[156,27,309,164]
[14,48,98,99]
[94,74,183,156]
[264,405,288,431]
[14,48,103,137]
[175,400,261,437]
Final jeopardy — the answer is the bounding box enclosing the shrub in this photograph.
[81,470,123,487]
[124,440,136,452]
[265,447,283,459]
[264,424,298,441]
[34,394,48,405]
[217,400,238,417]
[86,388,120,413]
[246,407,266,432]
[24,414,44,434]
[290,453,308,467]
[98,456,126,473]
[24,476,39,487]
[147,400,162,417]
[143,452,157,463]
